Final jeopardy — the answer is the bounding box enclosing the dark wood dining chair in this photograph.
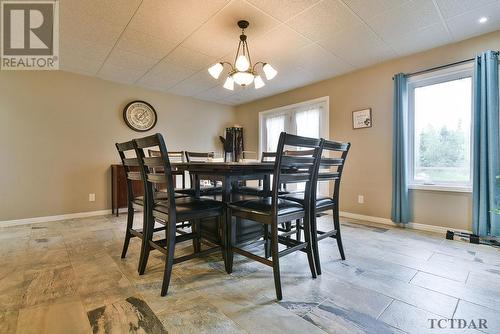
[282,140,351,275]
[134,134,225,296]
[149,150,186,189]
[115,140,166,272]
[227,132,323,300]
[234,151,277,197]
[177,151,222,197]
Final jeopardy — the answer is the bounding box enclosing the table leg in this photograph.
[223,175,233,274]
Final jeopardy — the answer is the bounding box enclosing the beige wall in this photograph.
[235,30,500,231]
[0,71,234,221]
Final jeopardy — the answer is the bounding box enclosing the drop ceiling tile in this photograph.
[128,0,230,44]
[167,70,219,96]
[146,60,197,78]
[138,61,196,91]
[60,38,112,75]
[137,72,183,92]
[246,0,321,22]
[165,47,218,72]
[102,49,159,73]
[98,64,145,85]
[195,85,236,101]
[435,0,498,19]
[366,0,441,42]
[318,22,396,68]
[60,0,141,27]
[388,23,452,56]
[289,44,354,78]
[446,2,500,40]
[251,24,312,61]
[60,13,124,46]
[342,0,409,20]
[115,28,177,61]
[181,0,280,57]
[286,0,360,42]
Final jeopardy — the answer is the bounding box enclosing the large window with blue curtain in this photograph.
[407,64,474,192]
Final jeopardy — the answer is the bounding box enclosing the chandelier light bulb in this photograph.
[208,62,224,79]
[232,71,254,86]
[235,55,250,71]
[254,75,265,89]
[223,76,234,90]
[263,63,277,80]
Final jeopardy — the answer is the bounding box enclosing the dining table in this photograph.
[171,161,274,272]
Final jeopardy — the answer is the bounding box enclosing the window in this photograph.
[408,64,473,191]
[259,97,329,194]
[259,97,328,154]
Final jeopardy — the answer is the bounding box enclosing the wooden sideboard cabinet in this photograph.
[111,164,144,216]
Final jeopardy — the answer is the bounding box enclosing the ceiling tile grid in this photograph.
[59,0,500,105]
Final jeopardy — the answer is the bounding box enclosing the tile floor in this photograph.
[0,214,499,333]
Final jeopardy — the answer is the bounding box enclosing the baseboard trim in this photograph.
[339,211,472,234]
[1,208,471,235]
[0,208,128,228]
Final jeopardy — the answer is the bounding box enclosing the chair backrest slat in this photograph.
[185,151,215,162]
[149,150,185,163]
[261,152,276,162]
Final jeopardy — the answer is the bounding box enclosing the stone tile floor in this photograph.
[0,213,499,333]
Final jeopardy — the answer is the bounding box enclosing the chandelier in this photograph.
[208,20,277,90]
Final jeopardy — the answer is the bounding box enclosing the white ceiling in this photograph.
[60,0,500,105]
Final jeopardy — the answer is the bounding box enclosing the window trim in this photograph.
[407,63,474,192]
[258,96,329,156]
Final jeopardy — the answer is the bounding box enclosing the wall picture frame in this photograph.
[352,108,372,129]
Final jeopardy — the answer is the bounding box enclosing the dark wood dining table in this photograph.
[172,161,274,272]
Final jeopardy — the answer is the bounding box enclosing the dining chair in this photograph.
[282,139,351,275]
[115,140,166,272]
[227,132,323,300]
[234,151,277,197]
[134,134,225,296]
[177,151,223,197]
[149,150,186,189]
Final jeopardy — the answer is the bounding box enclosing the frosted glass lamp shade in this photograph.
[263,63,277,80]
[208,63,224,79]
[223,77,234,90]
[235,55,250,71]
[232,71,254,86]
[254,75,265,89]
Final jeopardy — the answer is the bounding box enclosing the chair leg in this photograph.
[263,225,270,259]
[121,204,134,258]
[310,211,321,276]
[295,219,301,242]
[138,211,153,275]
[226,212,234,274]
[192,219,201,253]
[333,207,346,260]
[161,220,177,296]
[303,212,318,278]
[270,222,283,301]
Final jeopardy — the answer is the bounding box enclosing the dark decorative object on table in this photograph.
[224,126,244,162]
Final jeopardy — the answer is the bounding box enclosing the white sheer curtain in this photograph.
[265,114,285,152]
[296,107,320,139]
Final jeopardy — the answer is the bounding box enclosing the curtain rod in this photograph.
[405,57,475,78]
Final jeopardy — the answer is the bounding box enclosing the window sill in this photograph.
[409,184,472,193]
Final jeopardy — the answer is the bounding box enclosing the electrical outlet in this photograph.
[358,195,364,204]
[89,193,96,202]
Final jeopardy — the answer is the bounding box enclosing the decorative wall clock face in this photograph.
[123,101,157,132]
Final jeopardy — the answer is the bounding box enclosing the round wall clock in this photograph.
[123,100,157,132]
